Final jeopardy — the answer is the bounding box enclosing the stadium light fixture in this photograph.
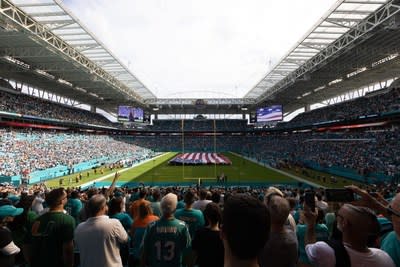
[241,107,248,111]
[153,107,159,111]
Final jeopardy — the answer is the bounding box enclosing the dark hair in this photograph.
[199,190,207,200]
[211,191,220,204]
[46,188,66,208]
[139,189,147,199]
[184,190,195,205]
[204,202,221,225]
[70,190,80,199]
[87,195,107,217]
[138,202,152,219]
[152,189,161,201]
[108,197,123,216]
[222,194,270,260]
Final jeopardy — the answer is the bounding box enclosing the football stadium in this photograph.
[0,0,400,267]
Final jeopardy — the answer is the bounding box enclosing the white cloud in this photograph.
[62,0,337,98]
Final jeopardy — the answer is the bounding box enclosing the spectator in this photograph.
[141,193,191,267]
[304,203,395,267]
[192,202,224,267]
[30,188,75,267]
[129,202,159,266]
[381,193,400,267]
[109,197,133,232]
[130,189,150,220]
[150,189,162,217]
[0,204,23,267]
[221,194,270,267]
[65,190,82,224]
[297,208,328,267]
[74,194,129,267]
[192,189,211,211]
[31,191,44,215]
[259,195,298,267]
[175,190,205,239]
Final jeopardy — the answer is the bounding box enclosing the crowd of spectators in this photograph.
[149,119,249,132]
[0,181,399,267]
[0,129,153,177]
[125,127,400,181]
[0,89,114,127]
[281,87,400,128]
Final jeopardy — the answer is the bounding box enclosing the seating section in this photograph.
[281,87,400,128]
[0,89,114,126]
[149,119,249,131]
[0,129,153,179]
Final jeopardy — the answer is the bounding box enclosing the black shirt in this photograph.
[192,227,224,267]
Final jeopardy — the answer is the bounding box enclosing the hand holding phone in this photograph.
[325,188,355,202]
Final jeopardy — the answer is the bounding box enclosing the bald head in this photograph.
[87,194,107,217]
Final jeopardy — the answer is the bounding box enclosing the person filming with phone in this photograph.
[303,193,395,267]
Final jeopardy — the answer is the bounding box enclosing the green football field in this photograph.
[44,152,359,188]
[104,152,296,187]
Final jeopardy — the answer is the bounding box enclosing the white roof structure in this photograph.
[1,0,400,114]
[245,0,392,101]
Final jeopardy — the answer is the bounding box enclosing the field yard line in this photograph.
[229,152,325,189]
[79,153,169,188]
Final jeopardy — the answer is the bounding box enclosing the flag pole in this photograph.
[214,119,217,181]
[182,119,185,180]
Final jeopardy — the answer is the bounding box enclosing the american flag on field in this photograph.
[169,153,232,165]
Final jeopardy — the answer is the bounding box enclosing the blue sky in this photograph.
[62,0,337,98]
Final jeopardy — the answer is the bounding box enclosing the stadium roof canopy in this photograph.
[0,0,155,110]
[1,0,400,115]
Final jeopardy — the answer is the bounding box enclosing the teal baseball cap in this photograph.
[0,205,23,219]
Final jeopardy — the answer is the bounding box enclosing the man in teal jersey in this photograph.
[65,190,82,224]
[175,190,205,239]
[141,193,191,267]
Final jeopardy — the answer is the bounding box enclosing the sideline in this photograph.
[229,152,325,189]
[79,153,169,188]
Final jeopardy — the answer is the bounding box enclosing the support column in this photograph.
[90,106,96,113]
[305,104,311,112]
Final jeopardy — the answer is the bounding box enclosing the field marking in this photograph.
[183,177,216,180]
[79,153,170,188]
[229,152,325,189]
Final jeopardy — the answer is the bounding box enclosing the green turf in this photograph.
[107,152,295,185]
[43,151,362,189]
[44,153,175,188]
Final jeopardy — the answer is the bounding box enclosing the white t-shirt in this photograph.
[192,200,211,211]
[305,241,395,267]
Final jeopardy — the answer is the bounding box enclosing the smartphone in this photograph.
[325,188,355,202]
[304,192,316,212]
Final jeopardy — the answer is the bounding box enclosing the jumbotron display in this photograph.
[118,106,144,122]
[256,105,283,122]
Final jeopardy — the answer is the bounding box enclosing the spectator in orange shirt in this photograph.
[129,189,150,220]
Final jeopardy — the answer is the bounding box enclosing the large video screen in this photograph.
[132,107,144,121]
[256,105,283,122]
[118,106,131,121]
[118,106,144,122]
